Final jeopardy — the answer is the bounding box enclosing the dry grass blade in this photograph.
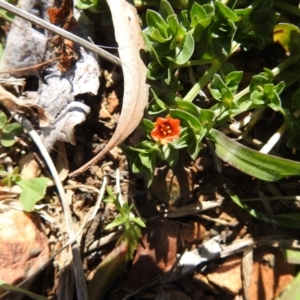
[0,0,121,66]
[69,0,150,177]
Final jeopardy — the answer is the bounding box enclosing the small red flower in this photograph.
[150,116,181,145]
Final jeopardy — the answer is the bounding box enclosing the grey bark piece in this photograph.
[40,101,91,151]
[0,16,48,77]
[0,1,100,150]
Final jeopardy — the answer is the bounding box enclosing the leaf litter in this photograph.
[0,1,299,300]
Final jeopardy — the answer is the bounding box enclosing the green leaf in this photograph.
[0,279,48,300]
[174,30,194,65]
[190,2,206,24]
[131,217,146,228]
[225,71,243,92]
[138,119,155,136]
[162,144,178,167]
[0,112,7,129]
[210,128,300,181]
[171,127,190,149]
[283,249,300,265]
[139,152,152,169]
[169,108,202,132]
[0,165,9,177]
[225,187,300,228]
[249,73,271,93]
[147,61,168,80]
[215,1,239,22]
[105,215,128,230]
[159,0,175,19]
[174,99,201,117]
[210,74,234,106]
[187,131,204,160]
[76,1,94,10]
[276,271,300,300]
[168,15,186,49]
[16,177,49,212]
[285,110,300,135]
[199,109,215,128]
[292,87,300,109]
[146,10,169,36]
[121,145,141,159]
[87,239,131,300]
[1,123,23,147]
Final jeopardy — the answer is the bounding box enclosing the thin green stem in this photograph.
[271,52,300,77]
[183,59,222,102]
[174,58,215,68]
[234,52,300,103]
[183,41,241,102]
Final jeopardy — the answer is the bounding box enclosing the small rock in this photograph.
[0,210,49,286]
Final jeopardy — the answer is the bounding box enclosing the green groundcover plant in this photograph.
[118,0,300,187]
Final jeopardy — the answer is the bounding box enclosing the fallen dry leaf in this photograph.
[0,85,52,127]
[123,219,179,291]
[48,0,73,28]
[69,0,149,177]
[19,153,41,180]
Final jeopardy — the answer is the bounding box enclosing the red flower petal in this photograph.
[150,116,181,145]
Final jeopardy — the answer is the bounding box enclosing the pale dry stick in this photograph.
[0,0,121,67]
[229,108,265,134]
[11,114,88,300]
[87,230,123,253]
[259,109,300,154]
[229,107,266,147]
[163,200,222,218]
[196,213,238,226]
[64,179,107,234]
[242,245,254,300]
[223,126,263,148]
[220,238,254,258]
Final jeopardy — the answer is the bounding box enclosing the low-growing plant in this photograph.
[0,111,23,147]
[87,186,146,299]
[0,165,49,212]
[104,186,146,254]
[121,0,300,188]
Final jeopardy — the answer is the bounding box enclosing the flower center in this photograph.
[160,124,172,135]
